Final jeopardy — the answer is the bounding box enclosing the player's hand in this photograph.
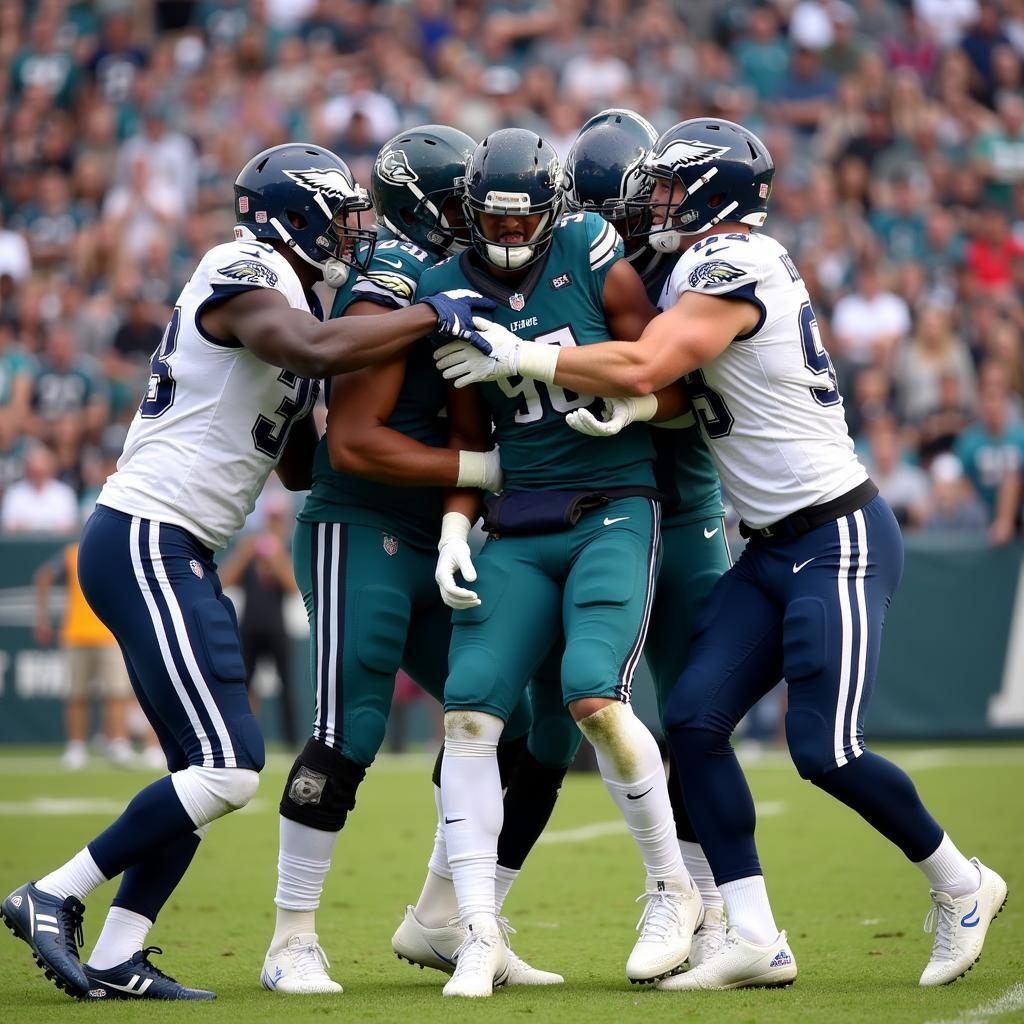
[457,447,503,493]
[434,319,524,388]
[565,396,659,437]
[435,512,480,609]
[421,291,496,349]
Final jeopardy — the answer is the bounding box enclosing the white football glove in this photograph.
[434,318,559,388]
[435,512,480,609]
[565,395,659,437]
[456,447,503,493]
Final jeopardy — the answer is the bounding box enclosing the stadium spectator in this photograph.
[954,362,1024,544]
[1,442,77,534]
[831,263,912,374]
[865,414,931,529]
[923,452,990,532]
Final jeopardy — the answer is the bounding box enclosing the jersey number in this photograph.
[140,306,180,419]
[799,301,840,407]
[252,372,316,459]
[686,368,734,439]
[496,326,592,424]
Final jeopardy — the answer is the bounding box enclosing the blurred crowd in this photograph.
[1,0,1024,544]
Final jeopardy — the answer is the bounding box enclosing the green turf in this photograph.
[0,745,1021,1023]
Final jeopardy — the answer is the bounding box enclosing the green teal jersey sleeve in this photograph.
[301,232,449,549]
[418,212,656,493]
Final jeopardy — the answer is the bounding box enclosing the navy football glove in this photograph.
[421,290,497,352]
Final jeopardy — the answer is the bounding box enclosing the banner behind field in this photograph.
[1,535,1022,744]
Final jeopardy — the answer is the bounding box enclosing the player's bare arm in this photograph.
[199,286,444,379]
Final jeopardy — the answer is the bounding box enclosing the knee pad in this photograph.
[171,765,260,827]
[560,638,619,699]
[443,710,504,756]
[341,702,389,768]
[444,648,504,713]
[279,738,367,832]
[785,706,837,779]
[496,732,528,789]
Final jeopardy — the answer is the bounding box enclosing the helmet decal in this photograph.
[653,139,730,170]
[376,149,419,185]
[283,168,365,200]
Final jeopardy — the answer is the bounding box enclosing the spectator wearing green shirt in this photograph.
[732,6,790,98]
[972,93,1024,207]
[954,361,1024,545]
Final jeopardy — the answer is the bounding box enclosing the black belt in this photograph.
[739,479,879,542]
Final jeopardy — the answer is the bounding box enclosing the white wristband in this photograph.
[515,343,559,385]
[438,511,472,550]
[627,394,659,424]
[456,450,488,489]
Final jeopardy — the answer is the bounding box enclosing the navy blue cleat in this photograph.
[84,946,216,1000]
[1,882,90,997]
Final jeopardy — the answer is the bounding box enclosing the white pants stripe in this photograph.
[848,508,870,759]
[148,522,237,768]
[313,523,343,748]
[833,516,855,767]
[129,517,213,765]
[619,499,663,700]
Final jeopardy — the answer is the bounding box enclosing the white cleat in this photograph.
[626,882,704,983]
[61,744,88,771]
[441,918,509,998]
[657,928,797,990]
[688,906,727,969]
[392,906,460,974]
[919,859,1008,987]
[497,918,563,985]
[260,933,343,994]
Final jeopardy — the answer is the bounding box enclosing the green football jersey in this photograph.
[635,247,725,525]
[299,232,448,549]
[418,212,656,493]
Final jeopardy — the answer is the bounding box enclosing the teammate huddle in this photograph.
[1,111,1006,1002]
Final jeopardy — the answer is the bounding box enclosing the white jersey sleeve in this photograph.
[98,240,320,550]
[664,232,867,529]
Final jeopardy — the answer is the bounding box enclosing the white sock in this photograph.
[414,784,460,928]
[915,833,981,897]
[36,847,108,902]
[720,875,779,945]
[271,816,339,947]
[679,840,724,912]
[495,864,519,915]
[440,712,505,926]
[87,907,152,970]
[578,703,689,889]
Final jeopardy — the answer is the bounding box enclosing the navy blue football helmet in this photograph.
[629,118,775,252]
[462,128,563,271]
[234,143,375,286]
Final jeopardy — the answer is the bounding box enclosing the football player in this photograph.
[563,109,729,964]
[0,142,494,1001]
[436,118,1007,990]
[419,127,704,998]
[261,126,562,993]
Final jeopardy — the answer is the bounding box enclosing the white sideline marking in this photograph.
[0,797,265,816]
[539,801,785,846]
[924,982,1024,1024]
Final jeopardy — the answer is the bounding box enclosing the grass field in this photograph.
[0,745,1021,1024]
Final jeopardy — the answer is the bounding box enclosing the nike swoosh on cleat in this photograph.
[960,901,980,927]
[703,527,719,539]
[444,817,465,825]
[604,517,630,526]
[792,557,816,573]
[427,943,456,966]
[626,788,653,800]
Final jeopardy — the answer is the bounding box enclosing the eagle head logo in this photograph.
[653,139,731,171]
[284,167,361,201]
[217,259,279,287]
[688,260,746,289]
[376,149,418,185]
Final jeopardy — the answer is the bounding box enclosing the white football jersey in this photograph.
[662,231,867,529]
[99,240,320,550]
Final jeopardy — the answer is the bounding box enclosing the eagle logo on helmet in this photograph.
[655,139,731,170]
[217,259,279,287]
[689,260,746,288]
[284,167,362,200]
[376,149,419,185]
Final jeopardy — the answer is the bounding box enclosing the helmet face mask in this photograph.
[372,126,477,258]
[234,144,375,286]
[624,118,775,249]
[462,128,564,272]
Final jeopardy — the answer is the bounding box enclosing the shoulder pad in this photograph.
[679,233,761,296]
[207,241,286,291]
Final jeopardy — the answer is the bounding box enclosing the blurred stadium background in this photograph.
[1,0,1024,757]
